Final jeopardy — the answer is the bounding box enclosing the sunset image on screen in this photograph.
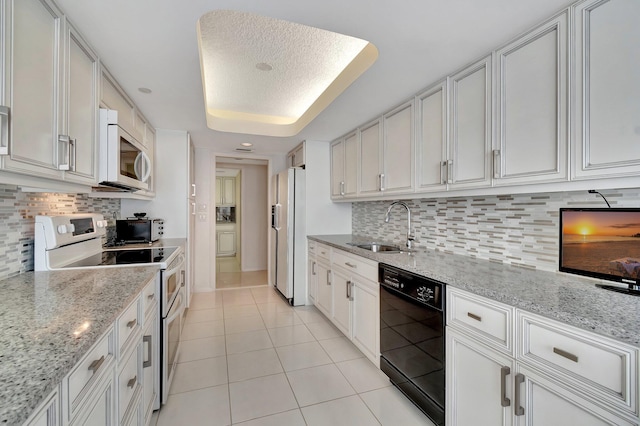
[561,210,640,280]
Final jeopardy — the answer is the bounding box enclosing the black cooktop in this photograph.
[65,247,178,268]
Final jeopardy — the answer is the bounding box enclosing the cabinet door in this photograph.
[514,364,636,426]
[494,13,568,185]
[330,139,345,198]
[307,256,317,303]
[4,0,64,179]
[446,330,513,426]
[573,0,640,179]
[223,177,235,205]
[383,101,414,193]
[331,267,351,337]
[142,313,158,424]
[100,67,138,140]
[64,22,98,184]
[215,177,223,205]
[416,81,447,192]
[359,119,382,196]
[217,231,236,255]
[343,132,358,197]
[448,56,492,189]
[351,278,378,364]
[71,373,114,426]
[25,390,58,426]
[315,261,332,318]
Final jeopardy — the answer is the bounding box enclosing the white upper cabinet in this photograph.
[448,56,492,189]
[358,118,383,196]
[382,100,415,194]
[2,0,65,179]
[572,0,640,179]
[494,12,568,185]
[64,21,99,185]
[330,133,357,200]
[99,66,140,142]
[416,80,448,192]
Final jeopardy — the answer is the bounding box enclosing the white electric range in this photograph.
[34,213,186,407]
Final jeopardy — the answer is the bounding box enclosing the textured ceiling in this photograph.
[197,10,377,136]
[55,0,576,155]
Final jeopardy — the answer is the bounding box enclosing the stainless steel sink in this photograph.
[355,243,403,253]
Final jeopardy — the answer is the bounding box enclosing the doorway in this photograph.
[214,158,269,289]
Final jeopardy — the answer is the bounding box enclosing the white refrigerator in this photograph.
[271,168,306,305]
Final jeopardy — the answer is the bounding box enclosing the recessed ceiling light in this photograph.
[256,63,272,72]
[241,142,253,147]
[138,87,152,94]
[197,10,378,137]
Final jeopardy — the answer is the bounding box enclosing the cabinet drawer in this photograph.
[308,240,317,254]
[66,327,114,418]
[118,342,142,423]
[117,297,142,358]
[519,311,637,414]
[447,288,513,353]
[141,277,158,321]
[317,243,331,262]
[332,249,378,282]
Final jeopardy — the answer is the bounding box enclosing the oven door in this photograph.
[162,254,185,315]
[162,287,185,404]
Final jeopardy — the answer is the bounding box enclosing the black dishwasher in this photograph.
[379,264,445,426]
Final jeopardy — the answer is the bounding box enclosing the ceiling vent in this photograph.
[235,147,254,153]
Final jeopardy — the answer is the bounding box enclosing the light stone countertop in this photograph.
[309,234,640,348]
[104,237,186,249]
[0,266,160,425]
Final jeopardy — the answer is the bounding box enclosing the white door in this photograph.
[351,278,378,364]
[343,133,358,197]
[416,81,448,192]
[330,139,344,198]
[276,170,291,298]
[383,101,414,194]
[331,267,351,336]
[315,261,332,318]
[359,119,382,196]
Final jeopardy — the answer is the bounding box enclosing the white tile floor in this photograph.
[152,286,435,426]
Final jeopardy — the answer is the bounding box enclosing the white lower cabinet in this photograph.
[142,308,159,426]
[24,389,59,426]
[446,287,639,426]
[308,243,380,365]
[70,372,114,426]
[216,230,236,256]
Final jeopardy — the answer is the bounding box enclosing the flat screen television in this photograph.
[559,208,640,295]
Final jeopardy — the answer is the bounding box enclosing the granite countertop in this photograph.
[309,234,640,348]
[0,266,160,425]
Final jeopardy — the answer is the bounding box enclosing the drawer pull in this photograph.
[553,347,579,363]
[467,312,482,322]
[147,293,155,300]
[514,373,525,416]
[127,376,137,389]
[345,262,357,268]
[327,270,332,285]
[88,355,105,374]
[126,319,137,329]
[500,366,511,407]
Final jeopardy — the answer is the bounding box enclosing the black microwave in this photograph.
[116,218,164,243]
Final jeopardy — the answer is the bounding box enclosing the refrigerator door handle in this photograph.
[274,204,281,231]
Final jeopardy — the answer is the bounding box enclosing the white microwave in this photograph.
[98,108,151,191]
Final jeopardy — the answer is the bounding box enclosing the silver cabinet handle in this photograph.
[191,183,196,197]
[57,135,70,170]
[126,319,137,329]
[127,376,137,389]
[69,138,77,172]
[88,355,105,374]
[181,270,186,287]
[467,312,482,322]
[312,261,316,275]
[493,149,500,179]
[440,161,447,184]
[346,280,351,299]
[500,366,511,407]
[143,335,152,368]
[514,373,525,416]
[447,159,453,184]
[327,270,331,285]
[0,106,9,155]
[345,262,357,268]
[349,281,354,301]
[340,181,345,196]
[147,293,155,300]
[553,347,578,363]
[380,173,385,191]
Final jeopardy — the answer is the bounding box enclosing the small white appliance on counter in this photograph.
[270,168,306,305]
[34,213,186,408]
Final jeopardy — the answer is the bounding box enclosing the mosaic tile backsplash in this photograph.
[0,184,120,280]
[352,188,640,272]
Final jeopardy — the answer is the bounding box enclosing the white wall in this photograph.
[121,129,189,238]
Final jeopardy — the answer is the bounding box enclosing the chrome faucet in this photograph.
[384,201,415,249]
